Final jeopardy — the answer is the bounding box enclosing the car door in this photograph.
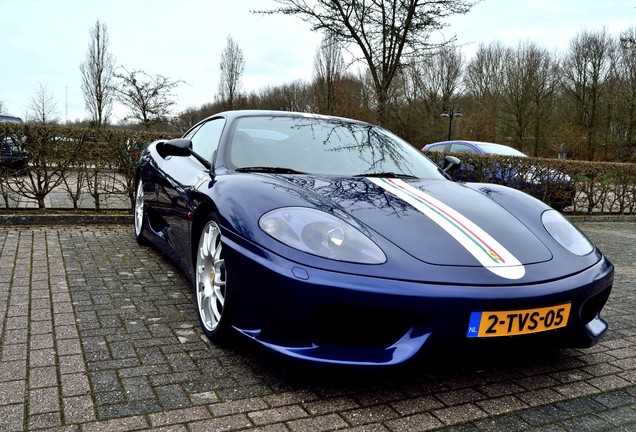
[156,117,226,265]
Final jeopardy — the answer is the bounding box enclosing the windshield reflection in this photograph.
[226,115,444,179]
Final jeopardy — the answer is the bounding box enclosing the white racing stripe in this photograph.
[370,177,525,280]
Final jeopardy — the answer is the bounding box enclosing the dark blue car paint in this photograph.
[135,111,614,365]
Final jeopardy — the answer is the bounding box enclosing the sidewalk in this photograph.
[0,222,634,431]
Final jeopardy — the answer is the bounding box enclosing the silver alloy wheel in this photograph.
[196,221,226,332]
[134,180,144,237]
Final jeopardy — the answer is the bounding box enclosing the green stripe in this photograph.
[378,178,500,264]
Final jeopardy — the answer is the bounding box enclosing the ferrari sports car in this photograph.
[134,110,614,366]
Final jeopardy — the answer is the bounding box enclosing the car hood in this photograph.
[260,175,547,262]
[215,173,600,284]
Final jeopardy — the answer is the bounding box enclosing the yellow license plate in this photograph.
[466,303,571,338]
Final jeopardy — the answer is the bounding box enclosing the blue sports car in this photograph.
[134,111,614,366]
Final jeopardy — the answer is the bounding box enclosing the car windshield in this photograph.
[478,143,527,157]
[226,115,445,179]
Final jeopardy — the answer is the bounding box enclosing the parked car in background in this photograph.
[423,140,527,157]
[0,115,29,170]
[0,115,23,124]
[422,140,575,211]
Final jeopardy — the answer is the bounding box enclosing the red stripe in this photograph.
[385,178,505,264]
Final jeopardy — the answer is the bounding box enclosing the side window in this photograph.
[449,144,476,154]
[426,145,445,153]
[189,118,226,163]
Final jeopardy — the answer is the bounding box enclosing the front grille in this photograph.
[309,305,415,347]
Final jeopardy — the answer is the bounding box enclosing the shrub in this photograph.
[0,123,178,210]
[427,152,636,214]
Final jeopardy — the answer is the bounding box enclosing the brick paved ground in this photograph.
[0,222,634,431]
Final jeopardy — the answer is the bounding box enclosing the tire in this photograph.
[195,218,232,343]
[133,178,148,245]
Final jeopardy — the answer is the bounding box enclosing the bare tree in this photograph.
[501,42,558,155]
[561,28,617,160]
[27,83,59,124]
[312,34,347,114]
[528,48,560,157]
[248,80,313,112]
[401,45,464,143]
[616,27,636,160]
[114,67,183,130]
[262,0,478,126]
[80,20,116,127]
[0,100,5,114]
[464,42,508,140]
[218,35,245,109]
[418,45,464,112]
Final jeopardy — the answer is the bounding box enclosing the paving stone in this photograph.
[303,396,360,415]
[476,395,528,416]
[0,404,25,432]
[80,415,149,432]
[29,386,60,415]
[559,414,612,431]
[29,365,59,389]
[433,403,489,426]
[0,380,26,405]
[384,412,443,431]
[27,411,62,430]
[155,384,191,410]
[147,406,210,428]
[390,395,444,416]
[340,404,401,426]
[285,413,347,431]
[248,405,310,426]
[61,372,92,397]
[471,415,531,431]
[63,394,97,423]
[516,403,572,426]
[97,399,163,420]
[188,414,253,432]
[208,397,269,417]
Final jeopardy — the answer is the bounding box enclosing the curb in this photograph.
[0,213,133,225]
[0,213,634,226]
[567,214,636,223]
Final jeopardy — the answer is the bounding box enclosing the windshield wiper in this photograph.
[355,172,418,179]
[235,166,307,174]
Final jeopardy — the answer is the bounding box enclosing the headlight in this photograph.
[259,207,386,264]
[542,210,593,256]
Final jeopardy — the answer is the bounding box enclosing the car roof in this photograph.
[209,109,370,124]
[423,140,527,156]
[185,110,373,140]
[0,115,23,123]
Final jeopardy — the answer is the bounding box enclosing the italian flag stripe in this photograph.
[369,178,525,280]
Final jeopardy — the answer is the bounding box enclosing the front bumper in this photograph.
[224,238,614,366]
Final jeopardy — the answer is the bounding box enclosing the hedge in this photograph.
[0,123,178,210]
[2,123,635,214]
[428,152,636,214]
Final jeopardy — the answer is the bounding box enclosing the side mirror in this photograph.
[162,138,192,156]
[442,155,461,173]
[160,139,211,170]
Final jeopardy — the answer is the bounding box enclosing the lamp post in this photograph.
[440,106,462,141]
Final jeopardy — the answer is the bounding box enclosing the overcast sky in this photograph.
[1,0,634,123]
